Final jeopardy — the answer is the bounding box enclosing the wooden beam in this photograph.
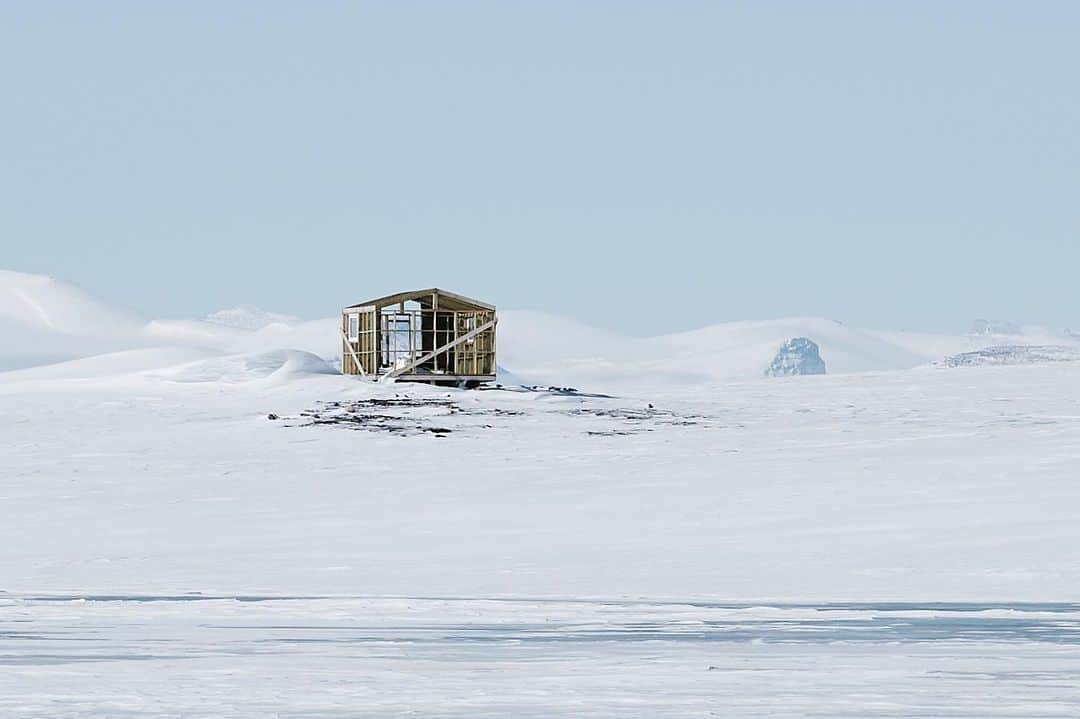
[345,288,495,313]
[393,374,496,382]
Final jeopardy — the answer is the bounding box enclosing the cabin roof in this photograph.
[344,288,495,312]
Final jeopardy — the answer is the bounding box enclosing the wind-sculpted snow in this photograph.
[0,347,219,384]
[0,269,143,336]
[0,270,146,369]
[0,271,338,370]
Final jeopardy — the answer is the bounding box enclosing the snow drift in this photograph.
[154,349,337,384]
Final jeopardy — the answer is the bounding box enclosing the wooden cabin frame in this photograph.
[341,288,496,385]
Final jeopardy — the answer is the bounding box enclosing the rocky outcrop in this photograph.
[766,337,826,377]
[939,345,1080,368]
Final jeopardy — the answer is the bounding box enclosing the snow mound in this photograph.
[155,349,338,384]
[239,318,341,359]
[766,337,827,377]
[205,305,299,330]
[938,345,1080,368]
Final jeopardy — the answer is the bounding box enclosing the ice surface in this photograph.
[3,596,1080,717]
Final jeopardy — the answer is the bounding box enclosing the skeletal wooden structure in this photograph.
[341,288,496,385]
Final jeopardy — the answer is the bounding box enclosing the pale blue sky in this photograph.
[3,2,1078,334]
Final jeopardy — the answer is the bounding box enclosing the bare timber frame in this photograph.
[341,288,497,385]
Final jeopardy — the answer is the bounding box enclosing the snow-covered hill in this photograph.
[499,310,1080,389]
[0,270,146,370]
[0,269,144,336]
[0,271,338,376]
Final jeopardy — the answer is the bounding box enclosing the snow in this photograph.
[5,360,1079,601]
[3,270,1077,388]
[0,347,218,384]
[498,311,1080,390]
[0,271,145,370]
[3,268,1080,715]
[204,304,300,330]
[940,344,1080,367]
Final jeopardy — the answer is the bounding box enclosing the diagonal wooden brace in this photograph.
[383,318,496,381]
[341,330,367,376]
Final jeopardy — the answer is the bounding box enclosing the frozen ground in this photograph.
[4,270,1080,715]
